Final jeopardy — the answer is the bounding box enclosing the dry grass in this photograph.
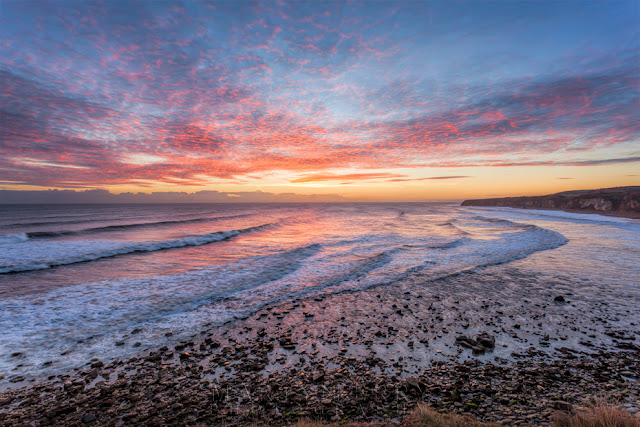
[290,405,499,426]
[291,421,388,427]
[552,402,640,427]
[291,421,335,427]
[258,402,640,426]
[404,404,499,426]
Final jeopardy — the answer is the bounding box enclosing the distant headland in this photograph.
[462,186,640,218]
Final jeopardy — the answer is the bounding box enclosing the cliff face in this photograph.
[461,187,640,217]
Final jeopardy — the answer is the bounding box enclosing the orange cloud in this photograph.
[386,176,471,182]
[292,172,407,183]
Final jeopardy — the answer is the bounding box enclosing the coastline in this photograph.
[461,186,640,220]
[2,265,638,425]
[468,205,640,220]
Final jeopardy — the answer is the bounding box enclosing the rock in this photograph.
[456,335,486,353]
[279,337,296,350]
[455,335,476,347]
[554,296,566,303]
[551,401,572,411]
[404,377,424,391]
[312,372,325,383]
[477,332,496,349]
[122,413,135,421]
[81,413,96,423]
[115,340,125,346]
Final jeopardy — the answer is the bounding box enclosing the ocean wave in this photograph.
[4,218,103,228]
[428,237,469,249]
[23,213,253,239]
[0,232,29,245]
[467,206,632,225]
[0,224,273,274]
[0,242,324,375]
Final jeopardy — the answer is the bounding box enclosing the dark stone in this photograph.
[552,401,573,411]
[81,413,96,423]
[477,333,496,349]
[554,295,566,302]
[455,335,479,349]
[122,413,135,422]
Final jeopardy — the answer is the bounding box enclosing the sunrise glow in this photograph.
[1,1,638,201]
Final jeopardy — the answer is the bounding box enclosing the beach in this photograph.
[2,265,639,425]
[0,204,639,425]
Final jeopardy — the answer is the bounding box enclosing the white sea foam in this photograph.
[0,232,29,245]
[0,229,241,273]
[466,206,632,224]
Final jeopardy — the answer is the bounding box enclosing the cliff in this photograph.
[461,186,640,218]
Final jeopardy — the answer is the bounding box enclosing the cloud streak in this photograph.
[386,176,471,182]
[291,172,407,183]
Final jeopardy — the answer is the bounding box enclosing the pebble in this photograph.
[81,413,96,423]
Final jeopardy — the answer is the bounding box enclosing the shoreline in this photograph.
[1,265,639,425]
[480,206,640,220]
[461,186,640,220]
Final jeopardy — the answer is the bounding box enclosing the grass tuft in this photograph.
[552,402,639,427]
[252,402,639,426]
[403,404,499,426]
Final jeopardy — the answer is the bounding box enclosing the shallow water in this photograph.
[0,203,638,382]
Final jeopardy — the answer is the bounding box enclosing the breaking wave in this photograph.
[0,224,274,274]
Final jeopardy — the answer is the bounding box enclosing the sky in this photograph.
[1,0,639,202]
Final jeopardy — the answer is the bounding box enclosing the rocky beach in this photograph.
[1,263,639,426]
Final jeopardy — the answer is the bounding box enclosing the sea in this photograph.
[0,203,639,383]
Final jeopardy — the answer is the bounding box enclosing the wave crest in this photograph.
[0,233,29,245]
[0,226,268,274]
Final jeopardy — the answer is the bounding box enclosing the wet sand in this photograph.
[1,265,639,425]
